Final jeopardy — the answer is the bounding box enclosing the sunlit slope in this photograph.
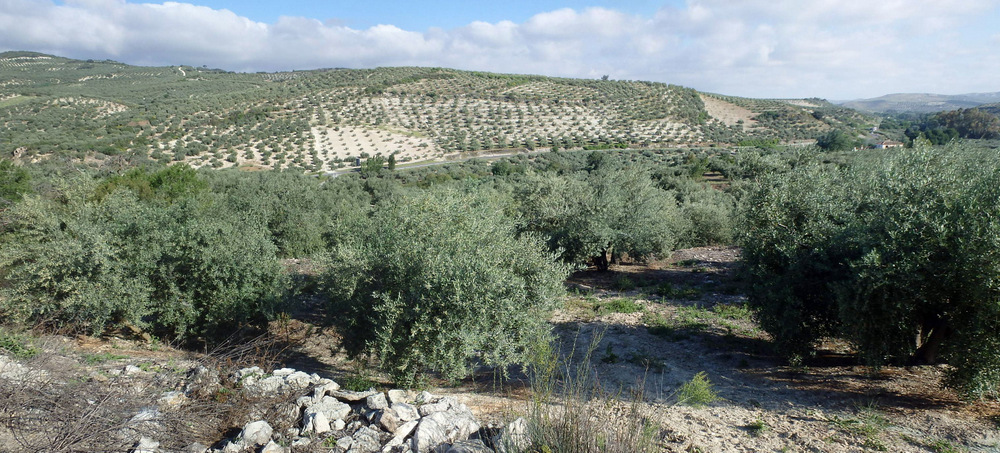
[0,52,873,170]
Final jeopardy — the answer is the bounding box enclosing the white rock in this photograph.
[493,417,529,452]
[333,419,347,431]
[387,389,410,405]
[158,391,187,410]
[305,396,352,422]
[272,368,295,377]
[131,436,159,453]
[411,410,480,453]
[313,381,340,400]
[237,420,273,447]
[285,371,313,389]
[261,440,288,453]
[391,402,421,422]
[302,410,331,435]
[367,392,389,410]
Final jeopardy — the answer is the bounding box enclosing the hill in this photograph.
[0,51,873,171]
[838,92,1000,113]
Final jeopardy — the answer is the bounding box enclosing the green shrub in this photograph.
[0,188,286,340]
[323,187,569,385]
[739,142,1000,398]
[675,371,719,407]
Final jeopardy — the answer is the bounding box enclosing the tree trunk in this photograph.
[912,316,951,365]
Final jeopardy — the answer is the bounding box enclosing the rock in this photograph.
[391,402,421,422]
[184,442,209,453]
[416,391,435,404]
[313,381,340,400]
[382,420,419,452]
[185,366,220,398]
[292,437,312,447]
[445,440,492,453]
[333,419,347,431]
[367,392,389,410]
[493,417,529,453]
[305,396,352,423]
[376,409,400,432]
[302,409,331,434]
[417,397,457,417]
[232,366,264,381]
[157,391,187,410]
[333,389,379,402]
[124,364,143,375]
[349,425,383,452]
[412,410,480,453]
[284,371,314,390]
[237,420,273,447]
[131,437,160,453]
[272,368,295,377]
[261,440,288,453]
[387,389,411,405]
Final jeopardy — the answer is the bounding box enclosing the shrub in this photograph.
[675,371,719,407]
[739,142,1000,398]
[0,188,286,340]
[323,187,569,385]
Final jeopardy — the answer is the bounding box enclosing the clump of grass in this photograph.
[595,298,644,316]
[341,372,378,391]
[654,282,701,299]
[826,403,890,451]
[675,371,719,407]
[612,275,636,291]
[510,329,660,452]
[744,418,770,437]
[0,328,39,360]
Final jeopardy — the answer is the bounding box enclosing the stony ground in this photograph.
[2,247,999,452]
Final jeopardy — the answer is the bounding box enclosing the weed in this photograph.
[654,282,701,299]
[601,344,620,364]
[612,275,636,291]
[826,403,890,451]
[342,372,378,392]
[626,350,666,372]
[513,328,659,452]
[595,298,644,316]
[928,439,967,453]
[675,372,719,407]
[744,418,770,437]
[0,329,39,360]
[82,352,128,365]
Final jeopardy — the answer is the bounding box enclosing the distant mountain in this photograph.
[838,92,1000,113]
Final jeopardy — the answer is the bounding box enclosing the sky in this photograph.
[1,0,998,99]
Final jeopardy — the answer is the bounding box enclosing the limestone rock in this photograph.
[237,420,273,447]
[334,389,379,402]
[445,440,493,453]
[367,392,389,410]
[411,410,480,453]
[391,402,421,422]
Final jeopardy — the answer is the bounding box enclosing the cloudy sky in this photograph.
[1,0,998,99]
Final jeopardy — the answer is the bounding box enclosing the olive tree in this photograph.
[322,187,569,385]
[516,166,687,270]
[739,143,1000,398]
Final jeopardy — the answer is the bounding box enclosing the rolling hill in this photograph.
[0,51,873,171]
[838,92,1000,113]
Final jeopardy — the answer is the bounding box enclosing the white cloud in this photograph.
[0,0,997,98]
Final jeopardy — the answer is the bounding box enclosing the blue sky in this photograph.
[7,0,1000,99]
[163,0,676,30]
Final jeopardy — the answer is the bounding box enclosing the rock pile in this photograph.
[144,366,517,453]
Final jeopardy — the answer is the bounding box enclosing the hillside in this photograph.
[839,92,1000,113]
[0,52,872,171]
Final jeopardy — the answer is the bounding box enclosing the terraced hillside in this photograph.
[0,51,873,171]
